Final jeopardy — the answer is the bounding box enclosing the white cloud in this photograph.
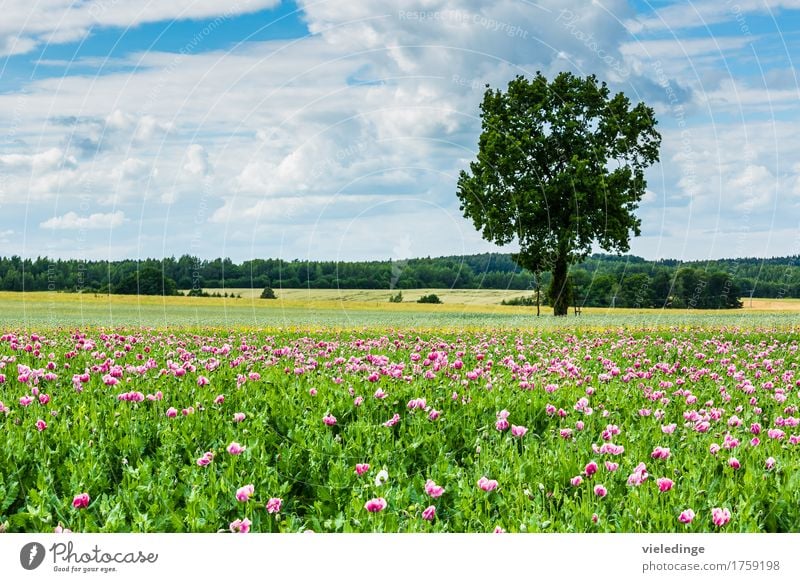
[619,36,755,60]
[112,158,151,182]
[0,148,75,171]
[626,0,799,33]
[183,144,209,176]
[1,0,799,260]
[0,0,282,57]
[40,211,125,230]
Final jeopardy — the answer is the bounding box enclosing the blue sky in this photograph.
[1,0,799,263]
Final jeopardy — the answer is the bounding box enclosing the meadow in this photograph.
[0,292,799,533]
[0,290,798,329]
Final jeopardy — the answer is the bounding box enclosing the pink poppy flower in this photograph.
[679,509,695,524]
[322,413,337,426]
[196,451,214,466]
[229,517,251,533]
[364,497,387,512]
[711,507,731,527]
[422,505,436,521]
[656,477,674,492]
[355,463,370,476]
[35,419,47,431]
[235,484,255,502]
[477,476,498,492]
[72,493,90,509]
[651,446,670,460]
[227,442,246,455]
[424,479,445,498]
[266,497,283,514]
[511,425,528,438]
[593,484,608,497]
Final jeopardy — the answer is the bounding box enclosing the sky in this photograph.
[1,0,799,264]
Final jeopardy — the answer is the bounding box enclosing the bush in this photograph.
[260,287,277,299]
[501,295,536,306]
[388,291,403,303]
[417,294,442,304]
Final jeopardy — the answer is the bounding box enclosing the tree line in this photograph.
[0,253,797,306]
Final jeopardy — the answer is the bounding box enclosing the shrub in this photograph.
[417,294,442,304]
[388,291,403,303]
[501,295,536,306]
[260,287,277,299]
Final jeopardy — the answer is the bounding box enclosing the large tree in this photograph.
[457,72,661,315]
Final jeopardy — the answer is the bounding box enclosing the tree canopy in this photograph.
[456,72,662,314]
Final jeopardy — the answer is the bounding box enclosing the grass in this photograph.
[0,290,798,330]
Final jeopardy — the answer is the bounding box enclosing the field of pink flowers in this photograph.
[1,327,798,533]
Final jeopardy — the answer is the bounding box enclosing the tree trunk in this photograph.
[550,253,571,316]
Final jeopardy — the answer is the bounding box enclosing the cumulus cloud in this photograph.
[0,148,76,171]
[1,1,799,260]
[40,211,125,230]
[0,0,281,57]
[183,144,210,176]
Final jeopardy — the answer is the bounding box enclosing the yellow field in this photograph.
[3,289,800,315]
[194,288,800,312]
[1,290,798,330]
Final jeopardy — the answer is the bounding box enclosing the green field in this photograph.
[0,291,798,330]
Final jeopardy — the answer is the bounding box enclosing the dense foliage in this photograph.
[1,253,796,307]
[1,328,799,533]
[457,72,661,315]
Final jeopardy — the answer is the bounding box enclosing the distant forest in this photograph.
[0,253,799,308]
